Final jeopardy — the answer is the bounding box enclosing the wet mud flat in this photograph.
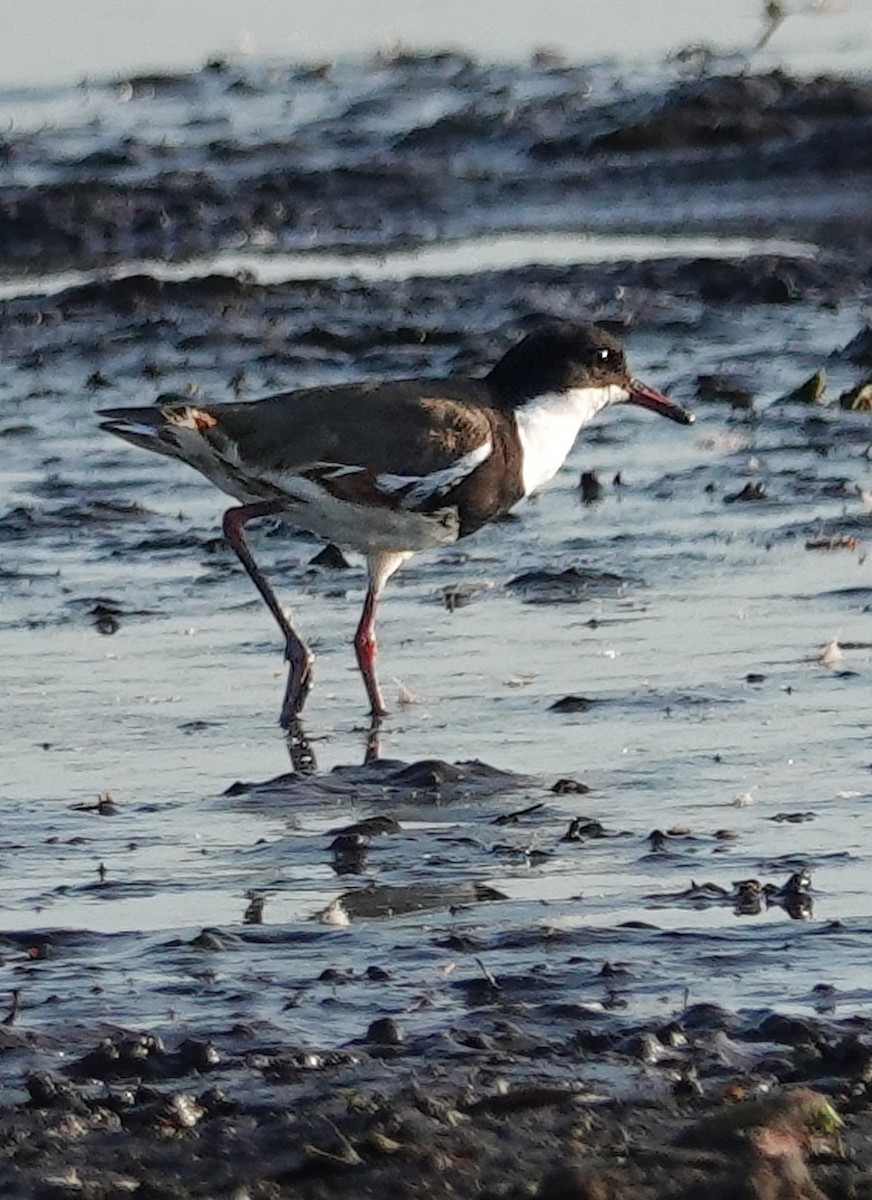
[2,52,872,1197]
[3,58,872,273]
[2,1005,872,1200]
[0,755,870,1200]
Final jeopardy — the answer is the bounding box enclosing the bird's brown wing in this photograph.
[196,379,497,512]
[209,378,493,473]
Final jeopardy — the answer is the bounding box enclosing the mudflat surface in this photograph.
[2,52,872,1198]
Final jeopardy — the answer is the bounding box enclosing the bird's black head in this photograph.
[486,321,629,407]
[487,320,694,425]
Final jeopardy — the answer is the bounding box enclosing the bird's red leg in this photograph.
[353,552,408,719]
[222,503,314,727]
[354,583,387,718]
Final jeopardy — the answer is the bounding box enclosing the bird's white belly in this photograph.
[277,487,461,554]
[214,468,458,554]
[185,443,461,554]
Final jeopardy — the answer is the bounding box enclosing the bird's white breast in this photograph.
[513,384,626,496]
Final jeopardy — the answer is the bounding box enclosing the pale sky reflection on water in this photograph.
[0,0,870,87]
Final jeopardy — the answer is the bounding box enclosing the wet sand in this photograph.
[2,54,872,1197]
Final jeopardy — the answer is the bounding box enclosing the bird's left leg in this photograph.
[222,501,314,727]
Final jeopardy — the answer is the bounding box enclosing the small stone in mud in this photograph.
[579,470,603,503]
[222,771,296,796]
[388,760,465,788]
[176,1038,220,1072]
[784,867,813,895]
[330,833,369,863]
[242,893,265,923]
[492,801,545,825]
[442,580,491,610]
[228,368,248,396]
[308,543,350,569]
[838,379,872,410]
[837,325,872,365]
[696,373,755,408]
[549,695,598,713]
[331,816,402,838]
[71,791,117,816]
[319,967,354,984]
[696,259,801,304]
[599,960,629,978]
[538,1165,617,1200]
[466,1084,581,1116]
[156,1091,205,1131]
[673,1067,704,1102]
[365,965,391,981]
[188,929,228,951]
[805,534,859,551]
[776,370,827,404]
[507,566,626,603]
[734,879,763,915]
[1,988,21,1027]
[69,1032,167,1082]
[753,1012,822,1047]
[366,1017,404,1046]
[473,884,508,902]
[25,1072,77,1109]
[551,778,591,794]
[453,974,501,1007]
[90,600,121,635]
[724,481,767,503]
[562,817,606,841]
[647,829,668,852]
[318,898,351,926]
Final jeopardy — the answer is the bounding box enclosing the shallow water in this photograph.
[1,55,872,1061]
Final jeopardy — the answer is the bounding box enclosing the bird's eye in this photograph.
[595,348,613,364]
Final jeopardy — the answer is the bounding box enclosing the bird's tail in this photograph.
[99,405,178,458]
[99,404,218,462]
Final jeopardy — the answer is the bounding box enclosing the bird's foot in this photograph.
[279,641,314,729]
[278,686,311,731]
[363,713,383,765]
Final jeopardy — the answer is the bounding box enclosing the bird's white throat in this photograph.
[514,384,626,496]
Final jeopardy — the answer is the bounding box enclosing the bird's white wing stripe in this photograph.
[322,464,367,479]
[376,438,493,507]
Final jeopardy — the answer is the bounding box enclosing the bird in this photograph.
[100,320,693,727]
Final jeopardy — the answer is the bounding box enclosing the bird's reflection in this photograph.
[286,718,317,775]
[363,715,383,765]
[285,713,384,774]
[329,833,369,876]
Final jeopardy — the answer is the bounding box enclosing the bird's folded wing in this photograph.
[205,383,497,512]
[299,438,493,511]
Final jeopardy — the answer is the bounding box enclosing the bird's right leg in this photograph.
[222,502,314,727]
[353,551,410,719]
